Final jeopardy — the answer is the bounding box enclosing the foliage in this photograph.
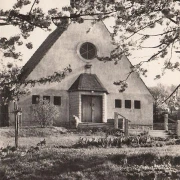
[1,126,180,179]
[0,0,72,104]
[0,62,72,105]
[0,63,29,105]
[149,83,180,122]
[1,145,180,180]
[1,0,180,94]
[76,126,124,136]
[72,133,176,149]
[31,99,60,127]
[150,83,180,112]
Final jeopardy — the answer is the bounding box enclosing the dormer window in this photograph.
[80,42,97,60]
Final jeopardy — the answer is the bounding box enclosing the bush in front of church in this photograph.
[31,99,60,128]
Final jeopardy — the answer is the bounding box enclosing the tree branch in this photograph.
[137,35,178,66]
[166,17,178,25]
[1,66,72,87]
[162,41,175,72]
[159,84,180,105]
[51,10,117,21]
[136,29,177,37]
[126,18,163,39]
[141,43,164,49]
[0,22,10,26]
[29,0,38,14]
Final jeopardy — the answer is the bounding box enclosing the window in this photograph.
[134,100,141,109]
[125,100,131,109]
[54,96,61,106]
[32,95,40,104]
[115,99,121,108]
[43,96,50,103]
[80,42,97,60]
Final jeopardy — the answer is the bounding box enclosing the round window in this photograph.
[79,42,97,60]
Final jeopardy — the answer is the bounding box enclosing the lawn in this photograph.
[1,127,180,180]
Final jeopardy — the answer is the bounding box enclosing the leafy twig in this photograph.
[29,0,38,14]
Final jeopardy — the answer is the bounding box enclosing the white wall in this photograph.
[17,19,154,126]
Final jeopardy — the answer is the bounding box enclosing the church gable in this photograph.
[19,18,153,100]
[21,19,113,81]
[14,17,154,128]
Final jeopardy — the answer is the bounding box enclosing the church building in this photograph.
[6,1,154,128]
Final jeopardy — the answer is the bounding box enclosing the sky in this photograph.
[0,0,180,87]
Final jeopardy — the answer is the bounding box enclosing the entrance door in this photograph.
[81,95,102,123]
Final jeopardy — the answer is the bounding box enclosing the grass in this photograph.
[0,126,68,138]
[1,147,180,180]
[0,149,127,180]
[1,127,180,179]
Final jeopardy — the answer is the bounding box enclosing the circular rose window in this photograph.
[79,42,97,60]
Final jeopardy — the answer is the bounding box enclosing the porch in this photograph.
[68,73,108,124]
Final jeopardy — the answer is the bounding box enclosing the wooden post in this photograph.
[164,113,168,131]
[176,120,180,137]
[14,102,17,148]
[124,119,129,137]
[122,118,125,132]
[114,112,118,129]
[14,101,20,148]
[19,108,22,128]
[15,113,19,148]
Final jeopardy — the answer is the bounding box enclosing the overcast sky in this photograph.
[0,0,180,87]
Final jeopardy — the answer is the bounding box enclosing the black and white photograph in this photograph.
[1,0,180,179]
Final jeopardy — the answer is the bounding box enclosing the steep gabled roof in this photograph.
[17,18,154,100]
[19,26,67,81]
[18,18,111,82]
[68,73,108,93]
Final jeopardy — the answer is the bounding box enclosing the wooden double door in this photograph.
[81,95,102,123]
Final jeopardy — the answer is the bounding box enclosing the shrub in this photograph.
[31,99,60,127]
